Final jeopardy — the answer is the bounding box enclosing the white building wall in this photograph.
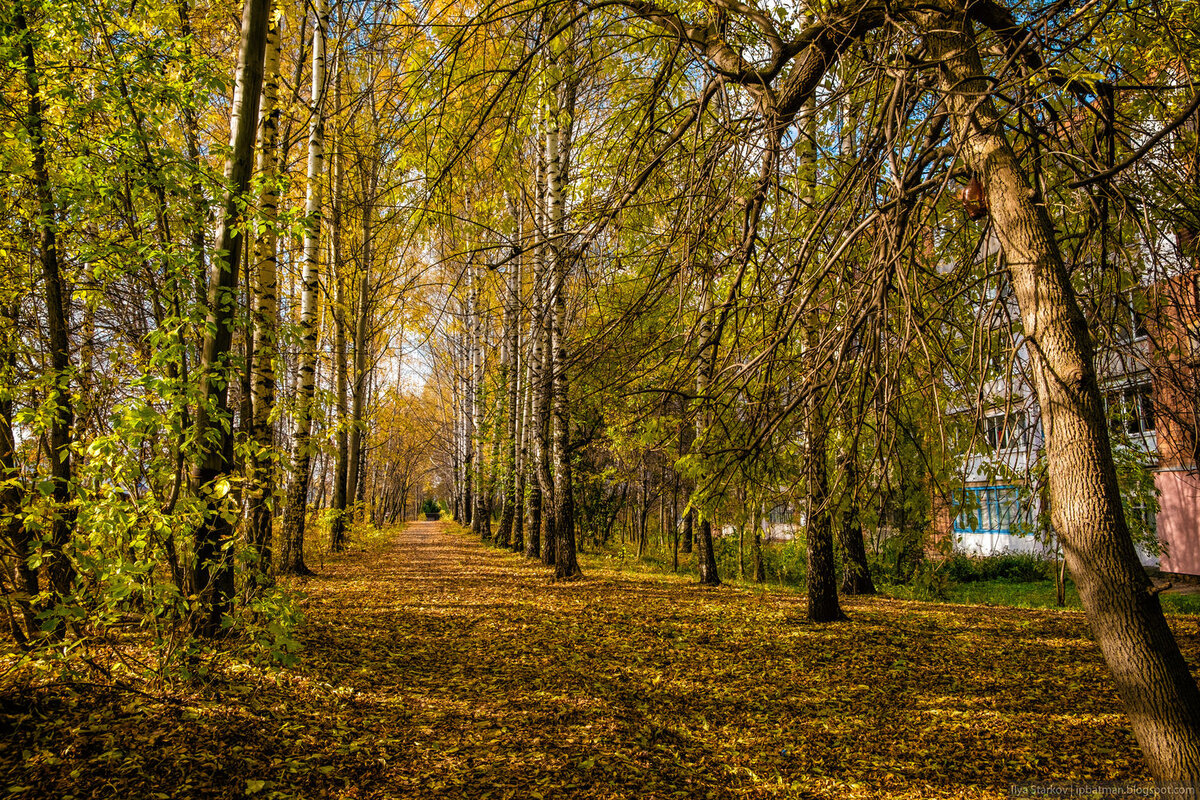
[954,531,1051,557]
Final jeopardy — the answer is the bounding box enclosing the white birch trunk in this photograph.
[279,0,329,575]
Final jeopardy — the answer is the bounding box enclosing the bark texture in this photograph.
[329,116,350,554]
[191,0,272,632]
[248,6,282,578]
[547,69,580,580]
[280,0,329,576]
[927,10,1200,779]
[347,170,374,526]
[804,381,842,622]
[17,2,76,610]
[693,284,720,587]
[837,455,875,595]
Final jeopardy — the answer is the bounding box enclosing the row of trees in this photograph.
[0,0,439,661]
[425,0,1200,780]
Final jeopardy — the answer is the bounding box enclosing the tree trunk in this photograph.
[347,166,373,531]
[523,306,541,559]
[16,1,77,612]
[671,476,679,572]
[510,293,526,553]
[927,13,1200,778]
[469,265,489,541]
[738,524,745,580]
[636,465,647,559]
[804,378,842,622]
[486,303,503,541]
[539,308,557,567]
[531,120,556,565]
[681,507,694,556]
[461,326,474,529]
[279,0,328,577]
[189,0,271,632]
[694,283,720,587]
[451,350,463,523]
[678,422,694,555]
[0,302,36,641]
[752,505,765,584]
[496,225,521,547]
[837,454,875,595]
[328,111,350,553]
[495,312,513,546]
[247,7,282,580]
[546,80,580,578]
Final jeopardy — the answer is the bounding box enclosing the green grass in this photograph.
[1161,589,1200,615]
[880,577,1200,615]
[579,537,1200,617]
[881,579,1080,609]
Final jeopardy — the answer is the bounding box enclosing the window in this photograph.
[953,486,1028,536]
[983,326,1018,380]
[1112,290,1149,342]
[1127,497,1158,537]
[1105,384,1155,436]
[983,411,1028,451]
[767,503,793,525]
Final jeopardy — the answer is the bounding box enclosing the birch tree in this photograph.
[279,0,330,576]
[190,0,272,633]
[247,3,284,579]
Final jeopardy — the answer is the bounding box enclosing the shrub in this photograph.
[944,553,977,582]
[701,532,808,587]
[912,561,955,601]
[420,498,440,517]
[871,527,926,584]
[945,551,1051,583]
[748,536,807,586]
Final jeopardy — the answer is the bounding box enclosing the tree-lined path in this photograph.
[11,521,1196,799]
[7,0,1200,788]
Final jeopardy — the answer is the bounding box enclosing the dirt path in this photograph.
[291,522,1170,798]
[8,521,1195,799]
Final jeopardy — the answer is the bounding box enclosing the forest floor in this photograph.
[5,521,1199,799]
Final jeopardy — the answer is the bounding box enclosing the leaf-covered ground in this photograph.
[5,522,1199,799]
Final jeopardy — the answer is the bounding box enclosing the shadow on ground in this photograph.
[6,521,1198,799]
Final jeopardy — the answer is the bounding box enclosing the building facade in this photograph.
[935,263,1199,573]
